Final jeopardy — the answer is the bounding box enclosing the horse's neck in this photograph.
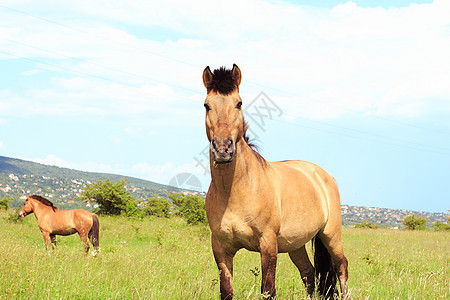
[210,140,263,192]
[31,201,52,219]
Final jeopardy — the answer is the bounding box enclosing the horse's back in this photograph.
[270,160,340,252]
[49,209,94,236]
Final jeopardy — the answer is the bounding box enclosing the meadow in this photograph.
[0,211,448,299]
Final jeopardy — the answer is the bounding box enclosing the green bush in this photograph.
[402,214,427,230]
[79,178,137,216]
[0,198,12,210]
[4,208,23,223]
[142,197,171,218]
[354,220,380,229]
[169,193,207,225]
[433,222,450,231]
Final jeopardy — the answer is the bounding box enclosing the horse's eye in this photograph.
[204,103,211,111]
[236,101,242,109]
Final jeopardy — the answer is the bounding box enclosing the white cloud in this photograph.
[0,0,449,124]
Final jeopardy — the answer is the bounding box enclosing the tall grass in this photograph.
[0,211,448,299]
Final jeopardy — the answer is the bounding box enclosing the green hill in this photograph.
[0,155,184,209]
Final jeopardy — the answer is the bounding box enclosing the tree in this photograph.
[354,220,380,229]
[79,178,137,215]
[402,214,427,230]
[142,197,171,218]
[433,217,450,231]
[168,193,186,208]
[169,193,207,225]
[0,197,12,210]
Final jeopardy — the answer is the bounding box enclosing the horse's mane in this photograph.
[30,195,58,211]
[243,120,267,167]
[206,66,239,95]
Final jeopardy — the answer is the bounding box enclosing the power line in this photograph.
[271,118,450,156]
[246,80,450,136]
[4,36,449,154]
[0,4,200,69]
[0,49,203,108]
[2,48,448,157]
[281,114,450,153]
[0,37,202,95]
[1,4,449,155]
[2,3,448,137]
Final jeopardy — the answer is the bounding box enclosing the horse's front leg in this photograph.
[260,232,278,299]
[41,230,51,252]
[212,234,235,300]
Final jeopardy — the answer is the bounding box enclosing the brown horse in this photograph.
[19,195,99,253]
[203,65,348,299]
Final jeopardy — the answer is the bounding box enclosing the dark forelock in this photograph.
[206,66,239,95]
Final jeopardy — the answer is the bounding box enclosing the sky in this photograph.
[0,0,449,213]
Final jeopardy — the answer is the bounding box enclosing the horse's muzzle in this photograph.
[211,137,235,164]
[19,211,25,218]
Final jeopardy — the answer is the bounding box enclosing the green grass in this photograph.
[0,211,448,299]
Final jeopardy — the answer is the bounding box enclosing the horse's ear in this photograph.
[203,66,213,88]
[231,64,242,87]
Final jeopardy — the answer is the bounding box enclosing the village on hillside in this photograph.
[0,172,447,227]
[0,172,205,209]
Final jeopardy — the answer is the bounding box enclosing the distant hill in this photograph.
[0,155,188,209]
[341,205,448,228]
[0,155,447,227]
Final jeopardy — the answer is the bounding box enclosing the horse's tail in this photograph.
[89,214,100,250]
[313,235,337,299]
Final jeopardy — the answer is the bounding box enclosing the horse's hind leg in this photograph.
[50,234,57,251]
[78,232,90,254]
[319,232,349,299]
[288,245,315,296]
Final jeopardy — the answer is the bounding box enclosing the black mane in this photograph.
[206,66,239,95]
[30,195,58,211]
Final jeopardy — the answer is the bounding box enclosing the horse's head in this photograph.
[203,64,244,164]
[19,195,34,218]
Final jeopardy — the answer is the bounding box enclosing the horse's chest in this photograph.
[213,215,259,251]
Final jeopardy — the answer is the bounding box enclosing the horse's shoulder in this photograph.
[271,160,336,185]
[271,159,318,172]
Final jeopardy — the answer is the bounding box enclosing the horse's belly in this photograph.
[52,227,77,236]
[276,211,326,252]
[277,230,318,253]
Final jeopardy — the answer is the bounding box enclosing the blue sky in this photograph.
[0,0,449,213]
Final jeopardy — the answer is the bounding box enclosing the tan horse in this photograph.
[203,65,348,299]
[19,195,99,253]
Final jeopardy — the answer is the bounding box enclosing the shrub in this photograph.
[402,214,427,230]
[354,220,380,229]
[169,193,207,225]
[142,197,171,218]
[433,222,450,231]
[0,198,12,210]
[79,178,137,216]
[4,208,23,223]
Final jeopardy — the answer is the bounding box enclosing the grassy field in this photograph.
[0,211,448,299]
